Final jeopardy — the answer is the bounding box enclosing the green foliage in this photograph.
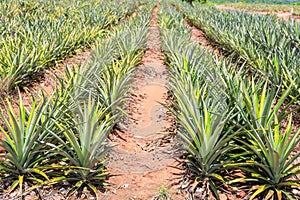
[223,79,300,199]
[158,4,233,198]
[0,2,153,197]
[0,0,139,94]
[153,185,172,200]
[0,93,60,194]
[238,116,300,200]
[160,1,300,199]
[174,0,300,98]
[46,95,113,197]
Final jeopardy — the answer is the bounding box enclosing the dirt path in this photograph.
[215,5,300,22]
[106,5,183,200]
[184,21,219,55]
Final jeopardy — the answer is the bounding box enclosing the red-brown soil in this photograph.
[106,5,184,200]
[0,5,182,199]
[184,21,219,55]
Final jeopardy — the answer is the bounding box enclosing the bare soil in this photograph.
[215,5,300,22]
[184,21,219,55]
[105,5,184,200]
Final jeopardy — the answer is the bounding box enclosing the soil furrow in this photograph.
[106,5,183,200]
[184,21,219,55]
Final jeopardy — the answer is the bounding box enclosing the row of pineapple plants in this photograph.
[0,3,153,198]
[171,0,300,99]
[0,0,144,94]
[222,3,300,16]
[159,3,300,199]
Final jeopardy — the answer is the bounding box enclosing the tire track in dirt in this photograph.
[106,4,183,200]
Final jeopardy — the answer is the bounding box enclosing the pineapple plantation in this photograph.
[0,0,299,199]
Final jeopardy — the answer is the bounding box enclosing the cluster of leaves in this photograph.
[174,0,300,99]
[0,0,139,93]
[159,2,300,199]
[0,3,153,198]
